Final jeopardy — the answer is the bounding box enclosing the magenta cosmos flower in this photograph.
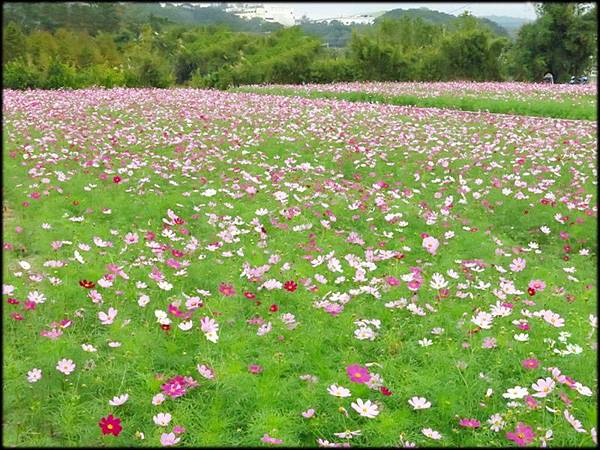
[459,418,481,428]
[506,422,535,447]
[521,358,539,369]
[248,364,263,374]
[346,364,371,384]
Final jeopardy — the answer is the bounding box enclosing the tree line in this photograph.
[2,2,596,89]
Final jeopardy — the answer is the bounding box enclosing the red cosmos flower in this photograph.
[269,304,279,313]
[283,280,297,292]
[99,414,122,436]
[527,287,536,296]
[7,297,19,305]
[79,280,95,289]
[171,249,184,258]
[113,176,122,184]
[160,324,171,331]
[244,291,256,299]
[11,312,24,320]
[380,386,393,396]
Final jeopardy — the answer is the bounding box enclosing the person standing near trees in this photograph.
[543,71,554,83]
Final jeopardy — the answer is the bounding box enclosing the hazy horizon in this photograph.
[263,3,537,20]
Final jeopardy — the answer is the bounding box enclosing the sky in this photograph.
[268,3,537,20]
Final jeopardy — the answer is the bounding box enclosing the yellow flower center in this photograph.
[107,424,113,430]
[517,432,524,439]
[355,373,361,378]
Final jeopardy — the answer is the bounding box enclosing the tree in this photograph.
[508,3,597,82]
[2,21,26,64]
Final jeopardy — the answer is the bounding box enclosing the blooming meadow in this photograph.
[2,87,597,447]
[235,81,597,120]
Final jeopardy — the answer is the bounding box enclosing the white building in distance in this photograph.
[314,14,375,25]
[225,3,298,26]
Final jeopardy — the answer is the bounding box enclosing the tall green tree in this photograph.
[2,21,26,64]
[508,3,596,82]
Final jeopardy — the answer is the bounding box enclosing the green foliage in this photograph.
[2,2,596,88]
[43,59,78,89]
[377,7,510,37]
[507,3,597,82]
[3,21,26,64]
[2,59,41,89]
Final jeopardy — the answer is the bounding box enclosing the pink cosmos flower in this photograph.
[346,364,371,384]
[422,236,440,255]
[524,395,539,409]
[248,364,263,374]
[261,433,283,445]
[482,337,497,348]
[218,283,236,297]
[528,280,546,292]
[506,422,535,447]
[522,358,539,369]
[302,408,315,418]
[509,258,526,272]
[385,276,400,286]
[196,364,215,380]
[56,358,76,375]
[160,432,181,446]
[459,418,481,428]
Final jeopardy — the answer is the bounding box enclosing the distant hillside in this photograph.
[2,2,283,34]
[483,15,531,37]
[123,3,283,32]
[377,8,510,37]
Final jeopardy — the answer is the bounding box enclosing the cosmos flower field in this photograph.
[2,87,597,447]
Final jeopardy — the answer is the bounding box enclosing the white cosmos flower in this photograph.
[81,344,97,352]
[350,398,379,418]
[574,382,592,396]
[354,327,376,341]
[153,412,172,427]
[152,393,166,405]
[109,394,129,406]
[178,320,193,331]
[430,273,448,289]
[27,368,42,383]
[138,295,150,307]
[408,396,431,410]
[563,409,586,433]
[487,413,505,432]
[502,386,529,399]
[421,428,442,440]
[418,338,433,347]
[333,430,362,439]
[327,384,351,398]
[472,311,493,329]
[513,333,529,342]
